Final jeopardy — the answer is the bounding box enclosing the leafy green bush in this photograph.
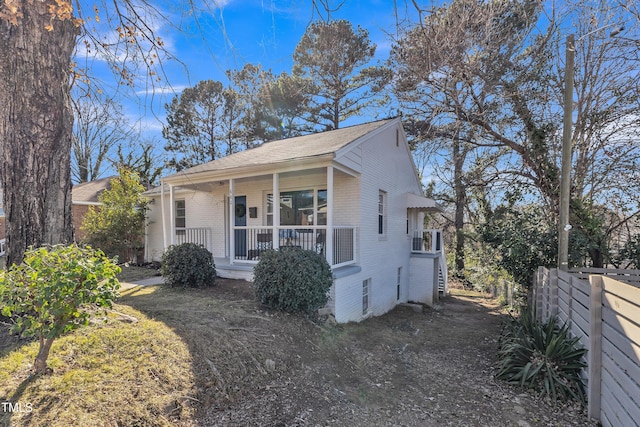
[0,244,120,373]
[161,243,216,288]
[253,247,333,315]
[496,310,587,403]
[81,167,147,263]
[478,199,557,287]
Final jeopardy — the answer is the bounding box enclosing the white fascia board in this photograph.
[160,154,335,187]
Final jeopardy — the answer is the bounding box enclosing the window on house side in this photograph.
[362,278,370,315]
[175,200,186,235]
[378,191,386,235]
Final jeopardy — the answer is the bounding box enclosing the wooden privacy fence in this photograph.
[532,267,640,426]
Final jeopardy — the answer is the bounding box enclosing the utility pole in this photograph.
[558,34,574,271]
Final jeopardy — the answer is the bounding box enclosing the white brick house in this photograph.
[144,118,447,322]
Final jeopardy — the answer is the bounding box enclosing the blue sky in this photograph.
[161,0,399,82]
[88,0,415,140]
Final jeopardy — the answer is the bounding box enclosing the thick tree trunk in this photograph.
[0,2,78,266]
[453,134,466,274]
[589,247,605,269]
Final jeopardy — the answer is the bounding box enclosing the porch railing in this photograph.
[411,229,442,253]
[175,227,212,251]
[232,225,356,267]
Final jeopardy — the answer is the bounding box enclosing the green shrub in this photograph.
[0,244,120,373]
[160,243,216,288]
[496,310,587,403]
[81,168,147,263]
[253,247,333,315]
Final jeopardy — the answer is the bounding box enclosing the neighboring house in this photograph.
[144,118,447,323]
[70,176,114,242]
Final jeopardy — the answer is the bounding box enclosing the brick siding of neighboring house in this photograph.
[72,204,92,242]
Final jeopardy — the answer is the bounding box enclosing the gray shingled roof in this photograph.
[165,118,397,179]
[71,176,114,204]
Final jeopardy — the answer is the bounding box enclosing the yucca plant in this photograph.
[496,309,587,404]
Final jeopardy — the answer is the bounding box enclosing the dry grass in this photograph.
[1,278,593,426]
[116,264,161,283]
[0,287,197,426]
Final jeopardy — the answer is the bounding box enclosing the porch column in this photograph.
[169,184,176,246]
[161,181,167,250]
[229,179,235,265]
[326,165,334,266]
[272,173,280,249]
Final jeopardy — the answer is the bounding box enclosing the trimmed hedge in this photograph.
[253,247,333,315]
[161,243,216,288]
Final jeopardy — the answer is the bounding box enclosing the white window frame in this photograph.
[362,278,371,316]
[266,188,326,226]
[378,190,387,236]
[175,199,186,235]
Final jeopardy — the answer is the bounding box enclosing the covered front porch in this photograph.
[155,163,359,278]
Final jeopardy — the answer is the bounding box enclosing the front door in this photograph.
[234,196,247,257]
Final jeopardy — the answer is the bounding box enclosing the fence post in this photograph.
[567,272,573,327]
[550,268,559,317]
[534,267,544,320]
[532,268,539,317]
[542,268,553,321]
[588,275,603,422]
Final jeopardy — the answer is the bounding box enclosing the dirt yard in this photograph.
[119,278,595,427]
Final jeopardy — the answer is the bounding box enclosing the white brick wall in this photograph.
[333,171,360,226]
[145,168,362,262]
[145,121,432,324]
[145,193,164,262]
[333,123,424,323]
[409,254,437,305]
[145,188,219,261]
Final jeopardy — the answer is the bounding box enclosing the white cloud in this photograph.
[135,84,189,96]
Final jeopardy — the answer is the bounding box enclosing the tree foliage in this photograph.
[162,75,281,171]
[163,80,228,171]
[0,0,356,268]
[71,95,133,183]
[113,139,165,189]
[265,72,315,138]
[0,0,179,265]
[392,0,556,203]
[479,198,557,287]
[613,234,640,269]
[293,19,388,130]
[0,244,120,374]
[392,0,640,269]
[81,168,147,263]
[226,64,281,144]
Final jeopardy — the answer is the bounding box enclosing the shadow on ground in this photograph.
[117,280,594,426]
